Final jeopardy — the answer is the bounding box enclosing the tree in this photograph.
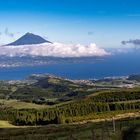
[57,115,65,124]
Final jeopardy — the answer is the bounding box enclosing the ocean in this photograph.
[0,52,140,80]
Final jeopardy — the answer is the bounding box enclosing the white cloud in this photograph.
[0,42,110,57]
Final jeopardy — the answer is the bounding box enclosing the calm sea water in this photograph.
[0,52,140,80]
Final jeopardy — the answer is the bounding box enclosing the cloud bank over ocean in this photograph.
[0,42,110,57]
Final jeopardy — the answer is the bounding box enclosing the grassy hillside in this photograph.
[0,99,48,109]
[0,74,140,139]
[0,88,140,126]
[0,117,140,140]
[0,74,94,105]
[0,74,140,125]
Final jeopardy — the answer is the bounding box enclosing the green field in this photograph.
[0,120,17,128]
[0,117,140,140]
[0,99,48,109]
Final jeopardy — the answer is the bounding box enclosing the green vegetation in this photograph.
[0,74,140,139]
[0,88,140,125]
[0,117,140,140]
[0,74,93,105]
[0,99,48,109]
[89,88,140,102]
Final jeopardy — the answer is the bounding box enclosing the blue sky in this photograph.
[0,0,140,48]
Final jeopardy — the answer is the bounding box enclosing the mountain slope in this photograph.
[7,33,52,46]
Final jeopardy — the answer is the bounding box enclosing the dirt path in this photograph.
[72,111,140,125]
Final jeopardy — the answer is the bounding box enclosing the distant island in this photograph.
[6,32,52,46]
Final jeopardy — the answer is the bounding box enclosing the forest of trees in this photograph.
[0,101,139,125]
[91,89,140,102]
[0,88,140,125]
